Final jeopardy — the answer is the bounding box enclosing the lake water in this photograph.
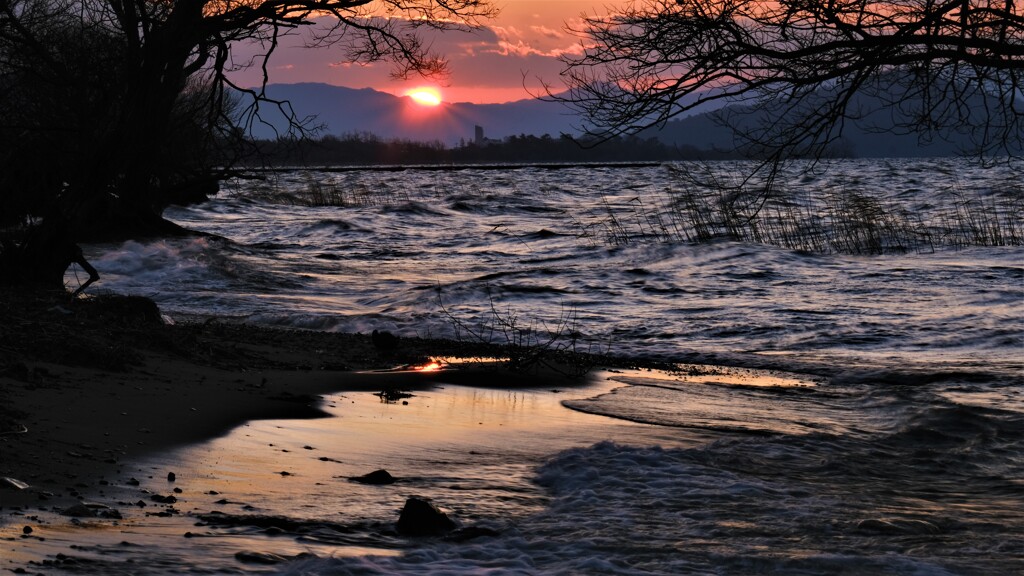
[29,158,1024,573]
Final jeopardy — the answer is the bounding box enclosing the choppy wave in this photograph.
[59,159,1024,575]
[285,424,1022,575]
[80,160,1023,401]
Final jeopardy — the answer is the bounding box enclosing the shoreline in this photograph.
[0,289,637,522]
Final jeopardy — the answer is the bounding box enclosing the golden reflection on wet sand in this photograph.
[3,365,712,571]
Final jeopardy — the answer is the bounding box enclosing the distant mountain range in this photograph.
[641,97,967,158]
[246,83,1001,158]
[247,83,581,144]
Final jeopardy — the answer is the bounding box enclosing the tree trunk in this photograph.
[65,2,209,242]
[1,216,97,292]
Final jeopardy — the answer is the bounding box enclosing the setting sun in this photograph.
[406,87,442,107]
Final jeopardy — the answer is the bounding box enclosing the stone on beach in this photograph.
[396,497,456,536]
[349,469,396,485]
[61,503,122,519]
[371,329,400,351]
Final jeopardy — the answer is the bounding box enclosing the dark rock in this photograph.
[126,477,140,486]
[375,388,413,403]
[371,330,399,351]
[167,472,176,482]
[349,469,396,485]
[151,494,177,504]
[22,526,32,534]
[60,502,119,519]
[396,497,456,536]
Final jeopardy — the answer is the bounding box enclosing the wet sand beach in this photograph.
[0,290,597,517]
[3,283,1022,575]
[0,289,678,573]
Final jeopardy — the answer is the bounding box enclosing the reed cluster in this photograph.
[571,167,1023,254]
[242,175,411,207]
[436,289,596,378]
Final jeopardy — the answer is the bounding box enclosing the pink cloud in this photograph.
[530,25,563,39]
[224,6,619,103]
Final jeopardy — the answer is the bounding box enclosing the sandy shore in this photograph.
[0,289,613,521]
[0,289,638,522]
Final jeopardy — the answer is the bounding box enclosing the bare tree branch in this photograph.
[551,0,1023,162]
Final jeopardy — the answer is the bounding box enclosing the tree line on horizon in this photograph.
[247,131,738,166]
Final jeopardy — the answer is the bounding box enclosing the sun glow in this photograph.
[406,87,442,106]
[415,361,444,372]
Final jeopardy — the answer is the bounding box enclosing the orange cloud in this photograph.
[530,25,563,39]
[226,3,624,104]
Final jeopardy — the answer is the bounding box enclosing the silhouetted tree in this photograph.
[553,0,1023,164]
[0,0,494,291]
[246,132,690,165]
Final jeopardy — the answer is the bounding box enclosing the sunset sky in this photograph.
[230,1,624,104]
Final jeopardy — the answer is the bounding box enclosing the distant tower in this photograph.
[474,125,484,145]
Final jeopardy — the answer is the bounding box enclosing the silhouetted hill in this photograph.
[247,83,580,144]
[640,87,1012,158]
[245,83,1012,158]
[642,111,964,158]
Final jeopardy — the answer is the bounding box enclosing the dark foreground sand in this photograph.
[0,289,628,520]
